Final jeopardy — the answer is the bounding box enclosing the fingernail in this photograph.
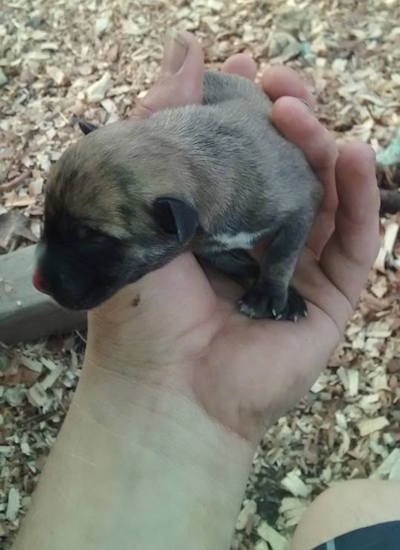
[161,30,188,75]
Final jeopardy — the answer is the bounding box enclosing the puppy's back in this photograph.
[202,70,270,112]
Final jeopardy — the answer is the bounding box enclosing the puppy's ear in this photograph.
[153,197,199,243]
[78,119,99,135]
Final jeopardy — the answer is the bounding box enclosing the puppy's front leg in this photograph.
[238,212,310,321]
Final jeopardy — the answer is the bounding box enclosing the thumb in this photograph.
[130,30,204,118]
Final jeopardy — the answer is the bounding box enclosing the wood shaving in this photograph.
[257,521,288,550]
[5,488,20,523]
[357,416,390,437]
[1,0,400,548]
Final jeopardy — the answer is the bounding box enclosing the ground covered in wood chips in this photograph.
[1,0,400,548]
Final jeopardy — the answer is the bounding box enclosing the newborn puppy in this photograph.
[33,70,323,320]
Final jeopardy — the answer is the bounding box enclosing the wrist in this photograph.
[71,362,253,549]
[76,355,254,463]
[15,360,253,550]
[14,356,254,550]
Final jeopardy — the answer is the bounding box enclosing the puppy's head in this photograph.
[33,120,199,310]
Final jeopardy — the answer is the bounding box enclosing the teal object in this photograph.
[377,129,400,166]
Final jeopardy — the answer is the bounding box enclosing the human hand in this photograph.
[85,31,380,445]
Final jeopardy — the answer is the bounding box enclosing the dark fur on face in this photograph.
[36,151,190,309]
[34,70,323,319]
[35,128,200,309]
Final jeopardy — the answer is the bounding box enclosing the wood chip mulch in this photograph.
[1,0,399,548]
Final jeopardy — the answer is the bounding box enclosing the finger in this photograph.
[261,65,316,109]
[221,53,258,80]
[270,97,338,255]
[320,141,380,307]
[130,30,204,118]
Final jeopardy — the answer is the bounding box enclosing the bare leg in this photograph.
[290,480,400,550]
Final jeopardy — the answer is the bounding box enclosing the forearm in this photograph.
[12,362,253,550]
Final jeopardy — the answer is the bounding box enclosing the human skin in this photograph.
[11,32,380,550]
[291,479,400,549]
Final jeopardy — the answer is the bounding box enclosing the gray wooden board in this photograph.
[0,245,86,344]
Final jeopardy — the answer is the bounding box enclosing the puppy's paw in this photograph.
[238,285,307,321]
[283,286,308,321]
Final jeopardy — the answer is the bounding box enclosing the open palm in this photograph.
[86,32,380,442]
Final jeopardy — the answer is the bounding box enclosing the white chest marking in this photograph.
[213,230,266,249]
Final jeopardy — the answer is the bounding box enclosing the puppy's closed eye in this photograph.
[74,225,111,242]
[71,226,117,253]
[51,221,111,247]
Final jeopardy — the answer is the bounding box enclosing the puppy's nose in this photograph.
[32,270,48,294]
